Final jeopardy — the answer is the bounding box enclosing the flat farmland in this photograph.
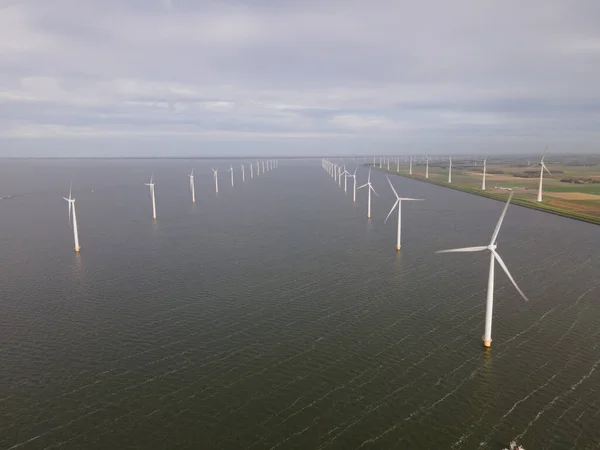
[373,157,600,224]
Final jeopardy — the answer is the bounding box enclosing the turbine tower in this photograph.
[357,168,378,219]
[229,165,234,187]
[250,162,254,179]
[241,164,245,182]
[537,148,551,202]
[212,169,219,194]
[189,169,196,203]
[409,157,413,175]
[448,157,452,183]
[425,156,430,179]
[396,157,400,172]
[145,175,157,220]
[63,183,81,252]
[436,193,528,348]
[482,158,487,190]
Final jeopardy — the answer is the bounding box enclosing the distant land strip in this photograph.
[372,166,600,226]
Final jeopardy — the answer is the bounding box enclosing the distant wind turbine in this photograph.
[229,165,234,187]
[425,156,430,179]
[342,166,350,193]
[357,168,378,219]
[537,148,551,202]
[384,176,423,251]
[63,182,81,252]
[436,193,528,348]
[262,160,266,173]
[145,175,157,220]
[448,156,452,183]
[348,166,358,202]
[256,161,260,176]
[189,169,196,203]
[409,157,413,175]
[396,157,400,172]
[241,164,245,182]
[212,169,219,194]
[250,162,254,179]
[387,158,390,170]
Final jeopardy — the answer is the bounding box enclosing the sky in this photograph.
[1,0,600,157]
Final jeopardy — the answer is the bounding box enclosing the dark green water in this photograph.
[0,159,599,449]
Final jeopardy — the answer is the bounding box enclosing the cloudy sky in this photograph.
[1,0,600,157]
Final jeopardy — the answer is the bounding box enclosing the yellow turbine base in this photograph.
[75,248,80,253]
[396,246,401,251]
[483,337,492,348]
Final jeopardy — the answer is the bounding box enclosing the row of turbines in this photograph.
[370,149,552,202]
[322,158,528,349]
[63,160,279,253]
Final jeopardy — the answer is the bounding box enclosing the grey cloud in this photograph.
[1,0,600,156]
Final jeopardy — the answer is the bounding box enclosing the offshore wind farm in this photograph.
[1,157,599,450]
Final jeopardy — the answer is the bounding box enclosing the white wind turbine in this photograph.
[241,164,245,182]
[348,166,358,202]
[212,169,219,194]
[229,165,234,187]
[425,156,430,179]
[262,160,266,173]
[63,183,81,252]
[482,158,487,190]
[448,156,452,183]
[384,176,423,251]
[145,174,157,220]
[342,166,350,192]
[537,149,551,202]
[189,169,196,203]
[436,193,528,348]
[396,157,400,172]
[256,161,260,176]
[409,156,413,175]
[357,168,378,218]
[250,162,254,179]
[387,158,390,170]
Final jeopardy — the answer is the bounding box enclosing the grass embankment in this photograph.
[371,164,600,226]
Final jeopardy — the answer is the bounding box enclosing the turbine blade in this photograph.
[399,198,424,201]
[543,163,551,175]
[492,250,529,302]
[353,166,358,175]
[384,200,399,224]
[357,183,368,189]
[69,181,72,200]
[370,185,378,196]
[368,168,371,182]
[436,246,488,253]
[386,176,399,199]
[541,145,548,163]
[490,192,513,245]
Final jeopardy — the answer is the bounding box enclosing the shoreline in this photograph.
[371,166,600,226]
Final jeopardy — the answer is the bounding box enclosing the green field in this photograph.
[371,157,600,225]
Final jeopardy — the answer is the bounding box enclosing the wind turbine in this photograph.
[425,156,430,179]
[387,158,390,170]
[436,193,528,348]
[384,176,423,251]
[409,157,413,175]
[145,175,157,220]
[212,169,219,194]
[250,162,254,179]
[537,148,551,202]
[241,164,245,182]
[63,183,81,252]
[448,156,452,183]
[357,168,378,219]
[396,157,400,172]
[229,165,234,187]
[348,166,358,202]
[342,166,350,193]
[482,158,487,190]
[256,161,260,176]
[262,160,266,173]
[189,169,196,203]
